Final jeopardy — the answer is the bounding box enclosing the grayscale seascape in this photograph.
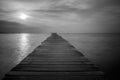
[0,0,120,80]
[0,33,120,79]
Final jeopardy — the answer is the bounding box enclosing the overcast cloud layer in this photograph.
[0,0,120,33]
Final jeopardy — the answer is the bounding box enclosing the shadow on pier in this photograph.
[2,33,105,80]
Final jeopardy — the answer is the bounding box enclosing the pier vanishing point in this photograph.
[3,33,105,80]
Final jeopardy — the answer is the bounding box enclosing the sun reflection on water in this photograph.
[17,33,30,63]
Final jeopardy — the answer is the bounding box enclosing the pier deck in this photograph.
[3,33,104,80]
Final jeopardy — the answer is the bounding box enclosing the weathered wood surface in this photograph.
[2,33,105,80]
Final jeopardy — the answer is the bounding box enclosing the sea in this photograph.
[0,33,120,79]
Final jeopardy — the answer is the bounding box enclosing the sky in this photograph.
[0,0,120,33]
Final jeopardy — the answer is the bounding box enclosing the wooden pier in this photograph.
[3,33,104,80]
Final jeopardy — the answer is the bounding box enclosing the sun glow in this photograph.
[18,12,29,20]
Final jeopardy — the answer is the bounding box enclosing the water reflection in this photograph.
[17,33,30,63]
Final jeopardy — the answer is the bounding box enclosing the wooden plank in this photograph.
[7,71,104,76]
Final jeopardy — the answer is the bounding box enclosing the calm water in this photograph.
[0,33,120,79]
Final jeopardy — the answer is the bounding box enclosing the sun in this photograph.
[18,13,29,20]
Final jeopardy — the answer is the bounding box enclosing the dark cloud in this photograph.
[0,20,46,33]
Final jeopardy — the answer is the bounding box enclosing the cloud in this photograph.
[0,20,48,33]
[0,0,120,33]
[0,0,93,11]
